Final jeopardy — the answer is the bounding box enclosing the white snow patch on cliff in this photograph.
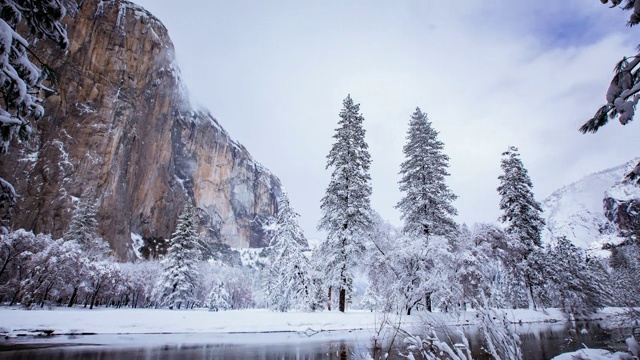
[542,158,640,250]
[606,160,640,202]
[131,232,144,260]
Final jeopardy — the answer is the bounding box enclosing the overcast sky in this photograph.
[135,0,638,241]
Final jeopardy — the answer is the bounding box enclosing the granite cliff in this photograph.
[603,160,640,237]
[542,158,640,250]
[0,0,282,260]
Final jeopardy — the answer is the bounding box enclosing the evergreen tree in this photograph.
[64,195,110,260]
[497,146,545,249]
[206,281,231,311]
[360,285,382,312]
[153,202,201,309]
[263,193,314,312]
[318,94,373,312]
[609,244,640,306]
[497,146,545,309]
[395,107,458,312]
[65,197,98,245]
[397,107,458,239]
[0,0,76,233]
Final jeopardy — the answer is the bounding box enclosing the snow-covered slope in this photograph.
[542,158,640,250]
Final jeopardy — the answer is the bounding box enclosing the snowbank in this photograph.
[0,307,624,337]
[551,348,631,360]
[0,308,383,336]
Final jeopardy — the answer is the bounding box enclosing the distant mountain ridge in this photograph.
[542,158,640,250]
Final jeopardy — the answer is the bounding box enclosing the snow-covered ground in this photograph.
[0,307,627,337]
[551,348,632,360]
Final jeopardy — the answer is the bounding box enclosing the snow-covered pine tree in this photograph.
[64,195,110,260]
[206,281,231,311]
[153,202,201,309]
[0,0,76,233]
[497,146,545,249]
[609,244,640,306]
[360,285,382,312]
[318,94,373,312]
[263,193,314,312]
[497,146,545,310]
[395,107,458,312]
[397,107,458,239]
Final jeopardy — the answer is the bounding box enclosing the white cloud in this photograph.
[135,0,640,239]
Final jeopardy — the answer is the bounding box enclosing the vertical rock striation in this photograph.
[0,0,282,259]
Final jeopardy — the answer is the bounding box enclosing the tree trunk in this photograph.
[406,306,412,316]
[339,288,346,312]
[527,280,536,310]
[327,286,332,311]
[68,287,78,307]
[425,292,432,312]
[90,283,101,310]
[0,254,12,281]
[9,288,19,306]
[41,283,53,307]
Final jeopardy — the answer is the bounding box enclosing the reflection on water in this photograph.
[467,321,630,360]
[0,332,362,360]
[0,342,352,360]
[0,321,632,360]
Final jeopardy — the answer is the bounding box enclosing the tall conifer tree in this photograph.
[397,108,458,238]
[396,107,458,312]
[497,146,545,249]
[64,195,110,260]
[64,196,99,247]
[497,146,545,309]
[153,202,201,309]
[264,193,314,311]
[318,95,373,312]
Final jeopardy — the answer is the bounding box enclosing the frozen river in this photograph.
[0,320,632,359]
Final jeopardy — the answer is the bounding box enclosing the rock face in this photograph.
[0,0,282,260]
[542,158,640,249]
[604,160,640,236]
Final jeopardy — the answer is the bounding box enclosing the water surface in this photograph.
[0,320,631,359]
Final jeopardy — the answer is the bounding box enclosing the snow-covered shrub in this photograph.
[203,260,256,310]
[119,260,162,308]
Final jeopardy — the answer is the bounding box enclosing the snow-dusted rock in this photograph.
[604,160,640,236]
[542,158,639,250]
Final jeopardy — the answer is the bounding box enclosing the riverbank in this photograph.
[0,307,631,337]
